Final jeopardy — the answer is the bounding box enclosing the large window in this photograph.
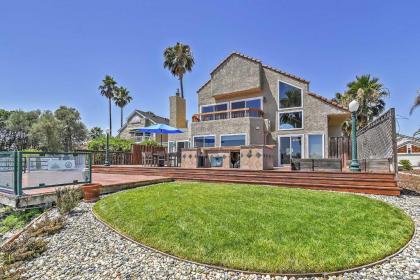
[221,134,246,147]
[231,98,262,117]
[279,81,302,109]
[194,136,215,148]
[308,134,323,159]
[201,103,228,121]
[279,111,303,130]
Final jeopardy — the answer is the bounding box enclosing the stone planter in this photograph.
[82,183,102,202]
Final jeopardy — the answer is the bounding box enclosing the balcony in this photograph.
[192,108,264,122]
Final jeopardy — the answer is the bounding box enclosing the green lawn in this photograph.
[93,182,414,273]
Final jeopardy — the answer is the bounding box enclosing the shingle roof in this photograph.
[197,52,309,93]
[136,110,169,124]
[307,92,350,112]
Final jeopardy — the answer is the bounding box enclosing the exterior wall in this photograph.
[118,115,148,140]
[191,118,265,147]
[195,54,349,166]
[169,96,187,128]
[211,55,261,97]
[118,113,168,143]
[398,154,420,167]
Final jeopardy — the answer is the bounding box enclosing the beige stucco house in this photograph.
[169,52,350,167]
[118,110,169,143]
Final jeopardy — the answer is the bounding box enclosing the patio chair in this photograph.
[141,152,153,166]
[155,151,167,167]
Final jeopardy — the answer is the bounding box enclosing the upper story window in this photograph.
[279,81,302,109]
[201,103,228,113]
[201,103,228,121]
[231,98,262,118]
[279,111,303,130]
[194,136,215,148]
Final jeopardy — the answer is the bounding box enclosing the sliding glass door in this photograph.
[279,136,303,165]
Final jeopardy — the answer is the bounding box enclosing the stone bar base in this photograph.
[180,148,201,168]
[240,145,274,170]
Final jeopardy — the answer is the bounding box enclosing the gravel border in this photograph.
[18,192,420,280]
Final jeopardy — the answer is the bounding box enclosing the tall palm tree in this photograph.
[98,75,117,136]
[163,42,195,98]
[344,75,389,126]
[410,89,420,115]
[114,86,133,128]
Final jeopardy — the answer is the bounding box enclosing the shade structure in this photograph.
[135,124,183,146]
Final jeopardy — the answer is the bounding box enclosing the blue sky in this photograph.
[1,0,419,136]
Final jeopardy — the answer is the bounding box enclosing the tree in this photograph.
[334,75,389,135]
[410,89,420,115]
[30,111,62,151]
[89,127,104,140]
[54,106,87,152]
[0,109,12,150]
[98,75,118,136]
[5,110,40,150]
[113,86,133,128]
[163,42,195,98]
[87,136,134,152]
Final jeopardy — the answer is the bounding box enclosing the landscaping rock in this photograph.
[18,193,419,280]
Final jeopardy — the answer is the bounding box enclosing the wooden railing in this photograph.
[192,108,264,122]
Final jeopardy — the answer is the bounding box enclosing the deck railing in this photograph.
[0,151,92,195]
[192,108,264,122]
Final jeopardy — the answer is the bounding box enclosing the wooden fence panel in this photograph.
[131,144,167,165]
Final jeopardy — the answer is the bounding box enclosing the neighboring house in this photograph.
[118,110,169,143]
[168,52,350,167]
[397,134,420,167]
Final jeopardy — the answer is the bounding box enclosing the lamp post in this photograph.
[104,129,110,166]
[349,100,361,172]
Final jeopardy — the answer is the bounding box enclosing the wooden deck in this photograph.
[92,165,401,196]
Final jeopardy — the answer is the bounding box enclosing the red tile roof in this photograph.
[308,92,350,112]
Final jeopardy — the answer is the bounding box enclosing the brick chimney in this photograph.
[169,89,187,128]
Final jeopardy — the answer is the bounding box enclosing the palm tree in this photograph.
[163,42,195,98]
[410,89,420,115]
[114,86,133,128]
[98,75,117,136]
[343,75,389,127]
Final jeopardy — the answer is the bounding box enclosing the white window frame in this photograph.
[176,140,190,150]
[168,141,176,153]
[219,133,248,147]
[278,110,304,131]
[229,96,264,112]
[277,134,304,166]
[193,135,216,148]
[278,80,304,110]
[306,133,325,159]
[200,102,229,113]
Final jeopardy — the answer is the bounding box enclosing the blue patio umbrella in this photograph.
[136,124,183,146]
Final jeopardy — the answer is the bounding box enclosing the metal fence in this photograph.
[0,151,92,195]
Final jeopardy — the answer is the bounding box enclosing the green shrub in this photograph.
[399,160,413,171]
[0,208,42,234]
[55,187,82,214]
[87,136,134,152]
[139,139,159,147]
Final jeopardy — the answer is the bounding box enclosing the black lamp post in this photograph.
[349,99,361,172]
[104,129,110,166]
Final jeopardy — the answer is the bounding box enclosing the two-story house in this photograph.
[118,110,170,143]
[169,52,350,167]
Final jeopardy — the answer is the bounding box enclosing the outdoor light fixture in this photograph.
[349,99,361,172]
[104,129,110,167]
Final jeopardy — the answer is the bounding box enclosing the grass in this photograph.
[0,208,43,234]
[93,182,414,273]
